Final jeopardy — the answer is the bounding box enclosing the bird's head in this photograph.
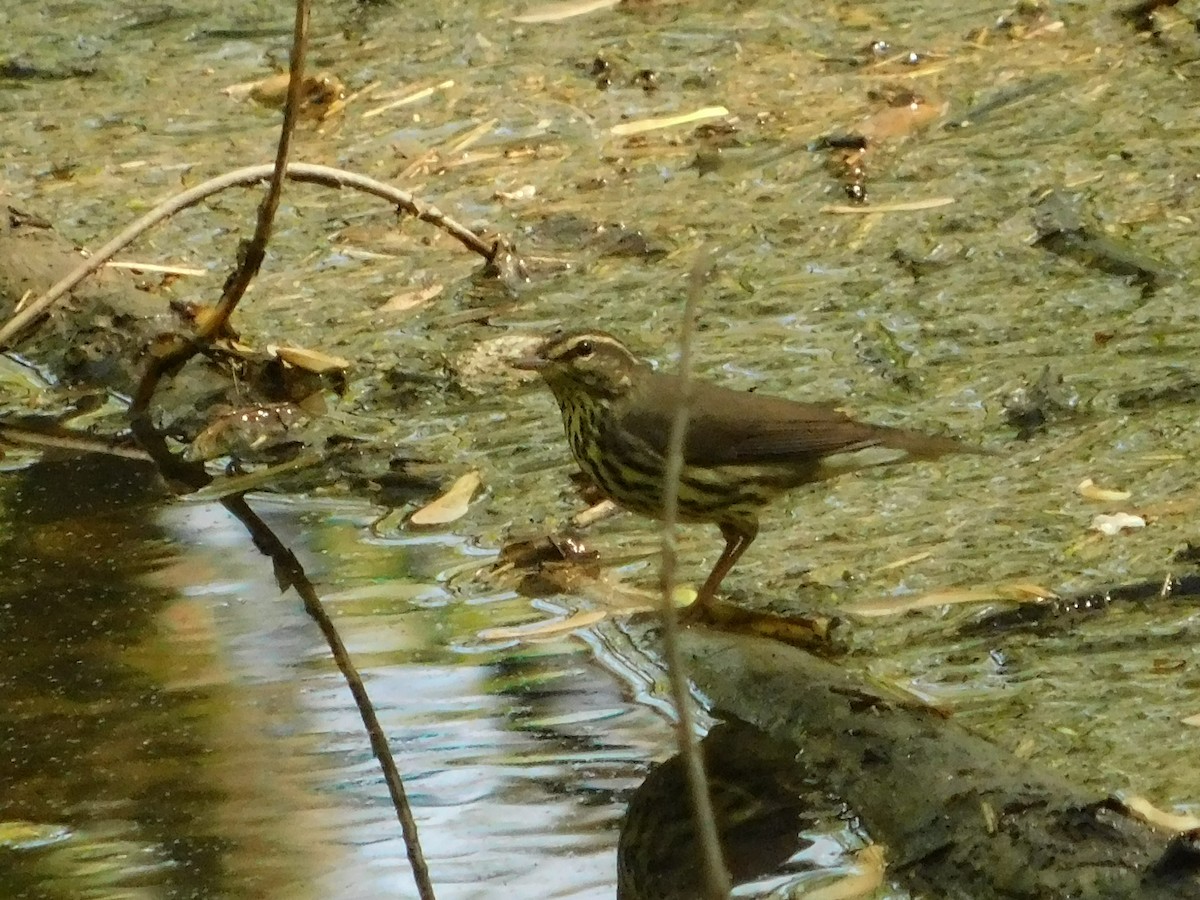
[515,330,649,404]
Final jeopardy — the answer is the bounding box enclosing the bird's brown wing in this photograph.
[617,375,892,467]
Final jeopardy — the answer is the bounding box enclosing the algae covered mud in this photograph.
[2,0,1199,896]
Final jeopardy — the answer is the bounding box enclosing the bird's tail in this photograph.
[872,424,993,460]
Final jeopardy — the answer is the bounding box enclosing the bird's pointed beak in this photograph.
[512,352,547,372]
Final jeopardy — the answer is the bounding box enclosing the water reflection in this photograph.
[0,453,670,898]
[0,454,233,898]
[617,720,818,900]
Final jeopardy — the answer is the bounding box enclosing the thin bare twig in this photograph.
[0,422,151,461]
[124,0,309,417]
[126,416,436,900]
[0,164,497,351]
[207,0,308,342]
[658,247,732,899]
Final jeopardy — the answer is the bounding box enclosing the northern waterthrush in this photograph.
[516,330,984,612]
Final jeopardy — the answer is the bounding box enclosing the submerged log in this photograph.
[681,629,1200,899]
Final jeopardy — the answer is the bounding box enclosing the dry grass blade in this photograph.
[511,0,620,23]
[105,261,207,276]
[362,80,455,119]
[872,550,934,573]
[477,610,606,641]
[446,118,498,155]
[820,197,955,214]
[848,582,1059,617]
[611,106,729,136]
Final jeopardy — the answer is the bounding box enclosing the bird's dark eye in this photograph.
[575,339,594,358]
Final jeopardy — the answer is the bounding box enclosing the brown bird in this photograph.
[516,330,984,614]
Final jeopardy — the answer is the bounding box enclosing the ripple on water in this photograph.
[0,467,672,899]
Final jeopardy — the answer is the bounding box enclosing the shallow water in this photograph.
[0,452,918,899]
[0,453,673,899]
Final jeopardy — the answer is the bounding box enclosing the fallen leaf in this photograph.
[857,96,948,142]
[571,499,620,528]
[380,283,443,313]
[243,71,345,118]
[1077,477,1132,502]
[1090,512,1146,536]
[269,344,352,373]
[495,184,537,202]
[804,844,886,900]
[410,471,482,525]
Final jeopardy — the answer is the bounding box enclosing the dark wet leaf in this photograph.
[1032,189,1181,291]
[1002,366,1080,439]
[185,403,308,462]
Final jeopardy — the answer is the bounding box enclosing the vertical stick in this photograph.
[656,246,732,899]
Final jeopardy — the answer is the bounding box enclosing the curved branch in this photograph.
[0,163,497,350]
